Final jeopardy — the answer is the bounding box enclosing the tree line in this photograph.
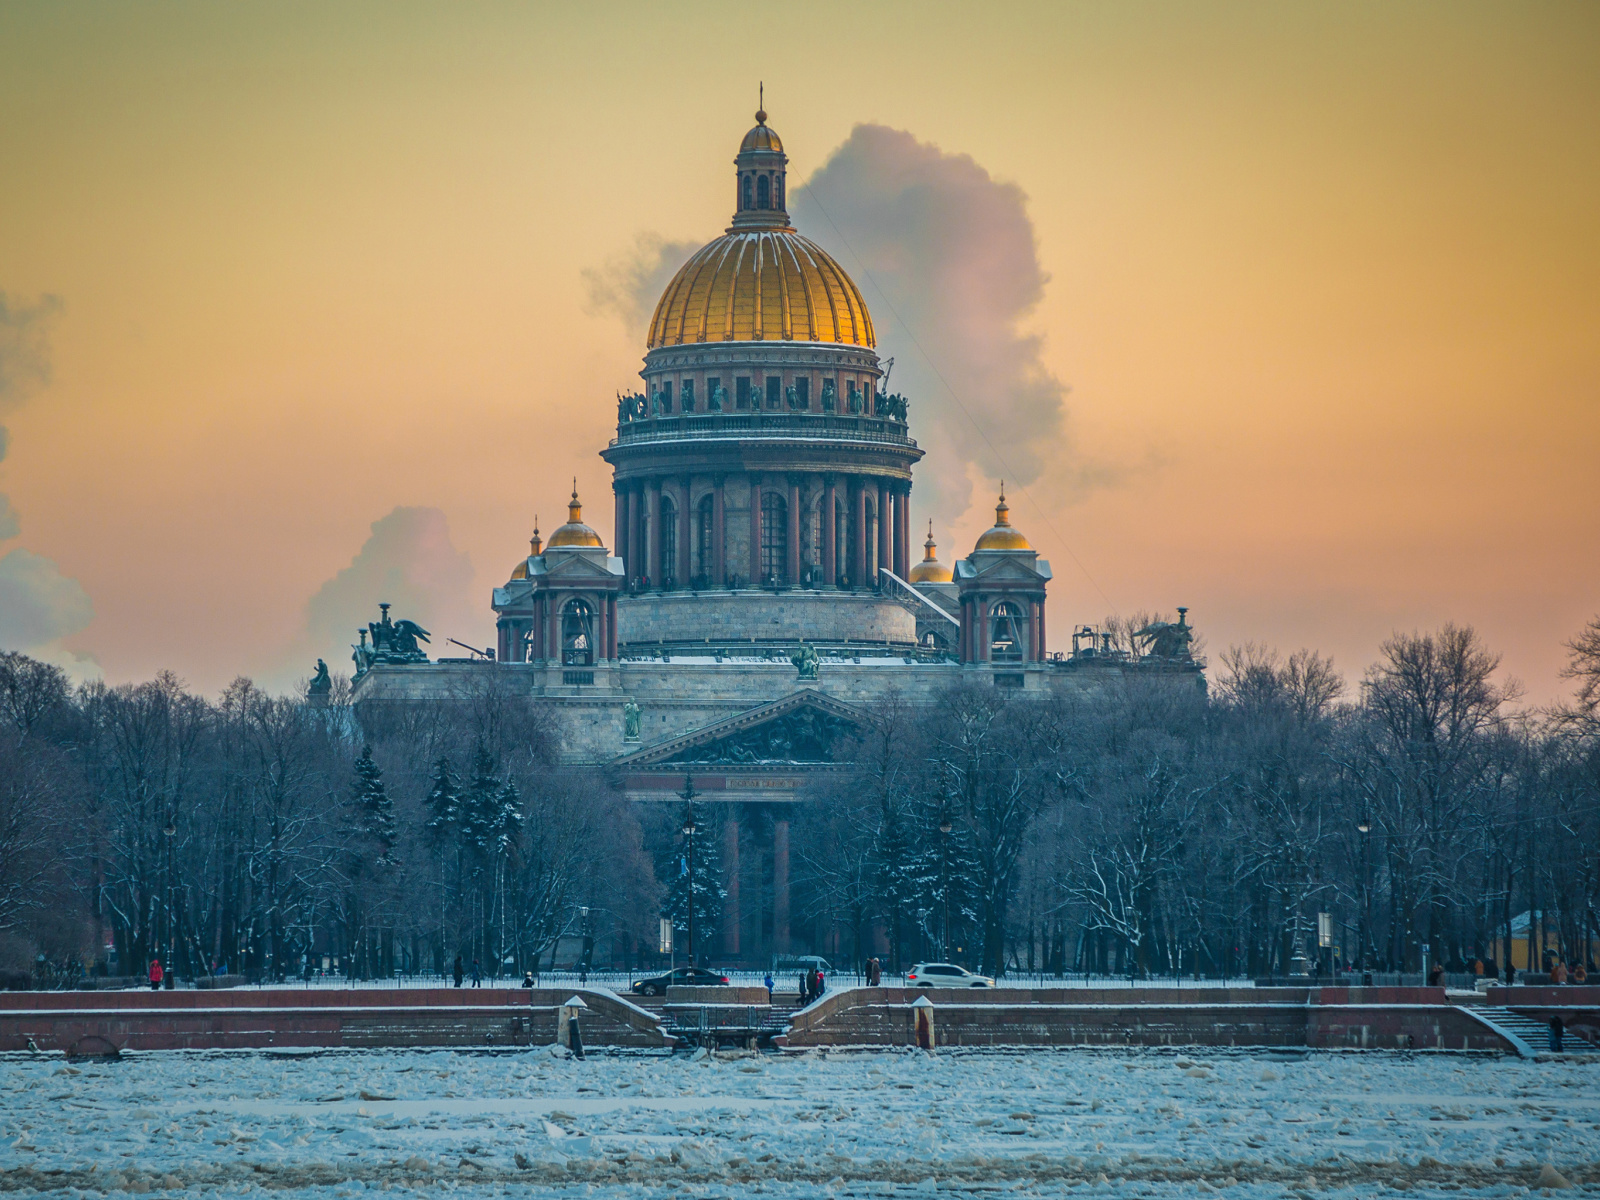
[1,615,1597,984]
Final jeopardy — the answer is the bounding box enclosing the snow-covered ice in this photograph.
[2,1045,1595,1196]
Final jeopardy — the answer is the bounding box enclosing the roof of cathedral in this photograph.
[972,486,1033,552]
[908,521,953,583]
[645,112,876,350]
[546,485,604,549]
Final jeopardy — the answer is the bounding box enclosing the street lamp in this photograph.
[938,815,953,962]
[680,775,698,968]
[1356,813,1372,985]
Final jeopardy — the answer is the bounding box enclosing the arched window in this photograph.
[990,600,1026,663]
[697,494,715,581]
[757,174,770,209]
[562,599,594,666]
[742,174,752,210]
[660,497,677,586]
[775,175,784,209]
[761,491,787,584]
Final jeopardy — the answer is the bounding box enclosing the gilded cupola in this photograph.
[645,108,876,350]
[908,521,953,583]
[972,485,1033,552]
[545,483,604,549]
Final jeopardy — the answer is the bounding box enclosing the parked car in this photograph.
[629,966,730,997]
[906,962,994,988]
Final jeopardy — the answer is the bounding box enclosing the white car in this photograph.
[905,962,994,988]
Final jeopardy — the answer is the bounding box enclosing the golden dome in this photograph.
[546,484,604,549]
[648,230,875,349]
[740,110,782,153]
[973,485,1032,552]
[509,520,541,579]
[908,521,952,583]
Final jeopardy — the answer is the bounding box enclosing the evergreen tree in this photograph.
[868,796,921,969]
[659,806,727,955]
[349,745,396,865]
[917,807,982,962]
[460,742,501,854]
[424,756,461,846]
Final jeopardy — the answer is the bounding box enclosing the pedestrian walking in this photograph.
[798,971,809,1005]
[1550,1016,1565,1053]
[1552,961,1568,985]
[148,958,163,991]
[763,972,773,1001]
[471,959,482,987]
[522,971,535,989]
[453,954,464,988]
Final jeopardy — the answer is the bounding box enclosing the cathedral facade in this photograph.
[351,110,1199,962]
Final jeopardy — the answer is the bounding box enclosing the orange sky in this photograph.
[0,2,1595,703]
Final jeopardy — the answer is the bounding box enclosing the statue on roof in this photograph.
[307,658,332,703]
[791,640,820,681]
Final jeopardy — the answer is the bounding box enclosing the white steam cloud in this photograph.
[583,233,701,343]
[291,506,481,684]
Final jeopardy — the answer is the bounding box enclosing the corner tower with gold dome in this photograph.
[600,110,923,654]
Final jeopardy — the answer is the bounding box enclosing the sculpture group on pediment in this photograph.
[664,705,852,765]
[617,391,647,422]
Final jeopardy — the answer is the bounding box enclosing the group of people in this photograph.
[451,955,483,988]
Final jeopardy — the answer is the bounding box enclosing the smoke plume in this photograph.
[583,234,701,340]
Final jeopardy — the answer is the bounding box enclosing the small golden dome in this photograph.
[648,230,875,349]
[740,110,782,154]
[509,519,541,579]
[908,521,953,583]
[973,485,1032,552]
[546,483,604,549]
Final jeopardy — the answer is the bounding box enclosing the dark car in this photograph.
[630,966,730,997]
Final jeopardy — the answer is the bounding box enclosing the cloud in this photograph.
[582,234,701,342]
[790,124,1080,523]
[0,548,93,651]
[295,506,480,681]
[0,291,63,410]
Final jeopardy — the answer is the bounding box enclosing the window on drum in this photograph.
[761,492,788,584]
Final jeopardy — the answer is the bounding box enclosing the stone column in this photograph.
[852,479,867,588]
[877,480,892,580]
[977,598,990,662]
[895,484,911,579]
[749,476,763,585]
[1038,596,1047,661]
[722,813,741,957]
[646,480,662,588]
[822,475,837,587]
[608,595,618,660]
[773,817,791,953]
[549,595,561,666]
[627,485,642,586]
[786,477,801,586]
[595,593,607,663]
[613,484,625,571]
[678,475,693,587]
[1029,601,1040,664]
[713,476,726,586]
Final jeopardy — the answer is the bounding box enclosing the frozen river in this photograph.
[2,1045,1595,1196]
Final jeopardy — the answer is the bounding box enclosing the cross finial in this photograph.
[756,82,766,125]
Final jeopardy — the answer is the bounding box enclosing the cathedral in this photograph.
[351,109,1200,961]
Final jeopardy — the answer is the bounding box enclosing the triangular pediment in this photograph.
[965,556,1050,584]
[536,552,621,580]
[615,689,865,768]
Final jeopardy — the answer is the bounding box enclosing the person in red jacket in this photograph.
[148,958,164,991]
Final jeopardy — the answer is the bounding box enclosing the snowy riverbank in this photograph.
[3,1045,1595,1196]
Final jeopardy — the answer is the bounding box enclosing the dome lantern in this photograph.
[731,98,789,232]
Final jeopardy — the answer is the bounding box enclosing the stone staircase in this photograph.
[1462,1005,1547,1058]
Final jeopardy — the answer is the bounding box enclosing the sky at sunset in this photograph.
[0,2,1595,705]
